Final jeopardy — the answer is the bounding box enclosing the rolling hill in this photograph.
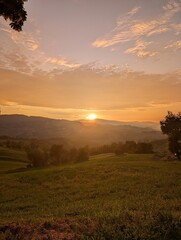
[0,154,181,239]
[0,114,165,146]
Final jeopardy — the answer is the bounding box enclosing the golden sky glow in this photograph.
[86,113,97,121]
[0,0,181,122]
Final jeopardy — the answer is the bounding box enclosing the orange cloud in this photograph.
[171,23,181,35]
[1,26,40,52]
[125,40,158,58]
[165,40,181,50]
[46,57,81,68]
[1,65,181,121]
[92,0,181,56]
[92,6,140,48]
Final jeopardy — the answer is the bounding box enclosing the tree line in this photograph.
[26,143,89,167]
[90,141,153,156]
[1,111,180,164]
[0,137,154,167]
[26,140,154,167]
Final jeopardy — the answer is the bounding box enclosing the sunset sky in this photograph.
[0,0,181,122]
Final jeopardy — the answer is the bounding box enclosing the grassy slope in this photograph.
[0,147,27,163]
[0,153,181,239]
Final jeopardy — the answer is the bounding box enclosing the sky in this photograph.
[0,0,181,122]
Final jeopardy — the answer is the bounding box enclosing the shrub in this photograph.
[76,147,89,162]
[26,146,48,167]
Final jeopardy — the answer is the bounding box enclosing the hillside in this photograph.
[83,118,160,130]
[0,115,165,146]
[0,154,181,239]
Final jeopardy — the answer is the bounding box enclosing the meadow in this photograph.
[0,148,181,239]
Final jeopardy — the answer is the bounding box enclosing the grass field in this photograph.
[0,150,181,239]
[0,147,27,163]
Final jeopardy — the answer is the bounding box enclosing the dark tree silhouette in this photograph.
[26,145,48,167]
[123,141,137,153]
[50,144,67,165]
[136,142,153,154]
[0,0,28,31]
[160,111,181,160]
[76,147,89,162]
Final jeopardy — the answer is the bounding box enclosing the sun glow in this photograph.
[87,113,97,120]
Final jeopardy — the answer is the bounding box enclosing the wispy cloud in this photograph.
[92,7,140,48]
[92,0,181,58]
[0,52,32,73]
[171,23,181,35]
[0,65,181,110]
[46,57,81,68]
[125,40,158,58]
[0,19,43,73]
[1,64,181,120]
[0,21,81,73]
[163,0,181,12]
[165,40,181,50]
[0,27,39,51]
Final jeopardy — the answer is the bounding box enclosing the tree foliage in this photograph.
[0,0,28,31]
[76,146,89,162]
[50,145,89,165]
[26,145,48,167]
[50,144,67,165]
[136,142,153,154]
[90,141,153,156]
[160,111,181,159]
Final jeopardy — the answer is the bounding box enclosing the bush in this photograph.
[50,144,67,165]
[115,141,153,155]
[136,142,153,154]
[68,148,78,162]
[26,146,48,167]
[76,147,89,162]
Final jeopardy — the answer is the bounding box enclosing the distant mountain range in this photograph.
[0,115,165,146]
[80,119,160,130]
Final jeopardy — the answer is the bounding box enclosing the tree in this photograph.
[68,148,78,162]
[160,111,181,160]
[136,142,153,154]
[115,142,124,155]
[26,146,48,167]
[0,0,28,31]
[50,144,67,165]
[123,141,137,153]
[76,146,89,162]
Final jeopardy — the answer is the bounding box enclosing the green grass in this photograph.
[0,153,181,239]
[0,147,27,163]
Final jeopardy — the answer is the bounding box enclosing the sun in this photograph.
[87,113,97,121]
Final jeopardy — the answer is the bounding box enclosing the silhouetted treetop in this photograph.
[0,0,28,31]
[160,111,181,159]
[160,111,181,136]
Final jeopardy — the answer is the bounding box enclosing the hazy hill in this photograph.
[86,119,160,130]
[0,115,165,146]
